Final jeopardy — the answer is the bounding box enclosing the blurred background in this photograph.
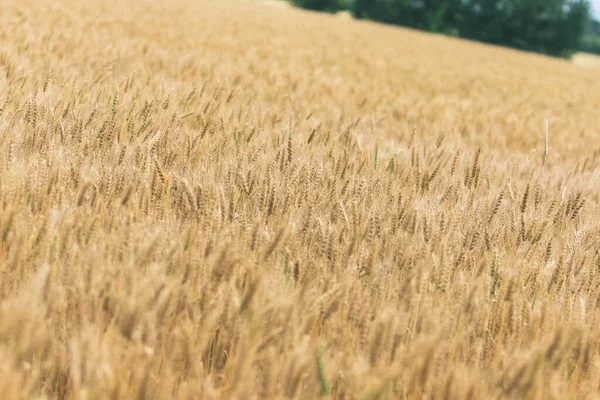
[287,0,600,58]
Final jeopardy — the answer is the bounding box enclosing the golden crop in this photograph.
[1,0,600,398]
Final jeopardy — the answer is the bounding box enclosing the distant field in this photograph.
[1,0,600,398]
[572,51,600,67]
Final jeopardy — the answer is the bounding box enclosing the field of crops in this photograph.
[1,0,600,398]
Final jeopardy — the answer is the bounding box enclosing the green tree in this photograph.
[292,0,592,57]
[290,0,342,12]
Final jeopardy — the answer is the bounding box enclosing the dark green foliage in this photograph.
[576,19,600,54]
[457,0,590,56]
[289,0,344,12]
[288,0,593,57]
[578,33,600,54]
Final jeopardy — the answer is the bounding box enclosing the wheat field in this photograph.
[1,0,600,398]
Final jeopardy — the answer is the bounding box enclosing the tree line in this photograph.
[578,18,600,54]
[290,0,593,57]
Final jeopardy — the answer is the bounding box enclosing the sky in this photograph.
[593,0,600,20]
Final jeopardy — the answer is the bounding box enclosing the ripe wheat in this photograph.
[0,0,599,398]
